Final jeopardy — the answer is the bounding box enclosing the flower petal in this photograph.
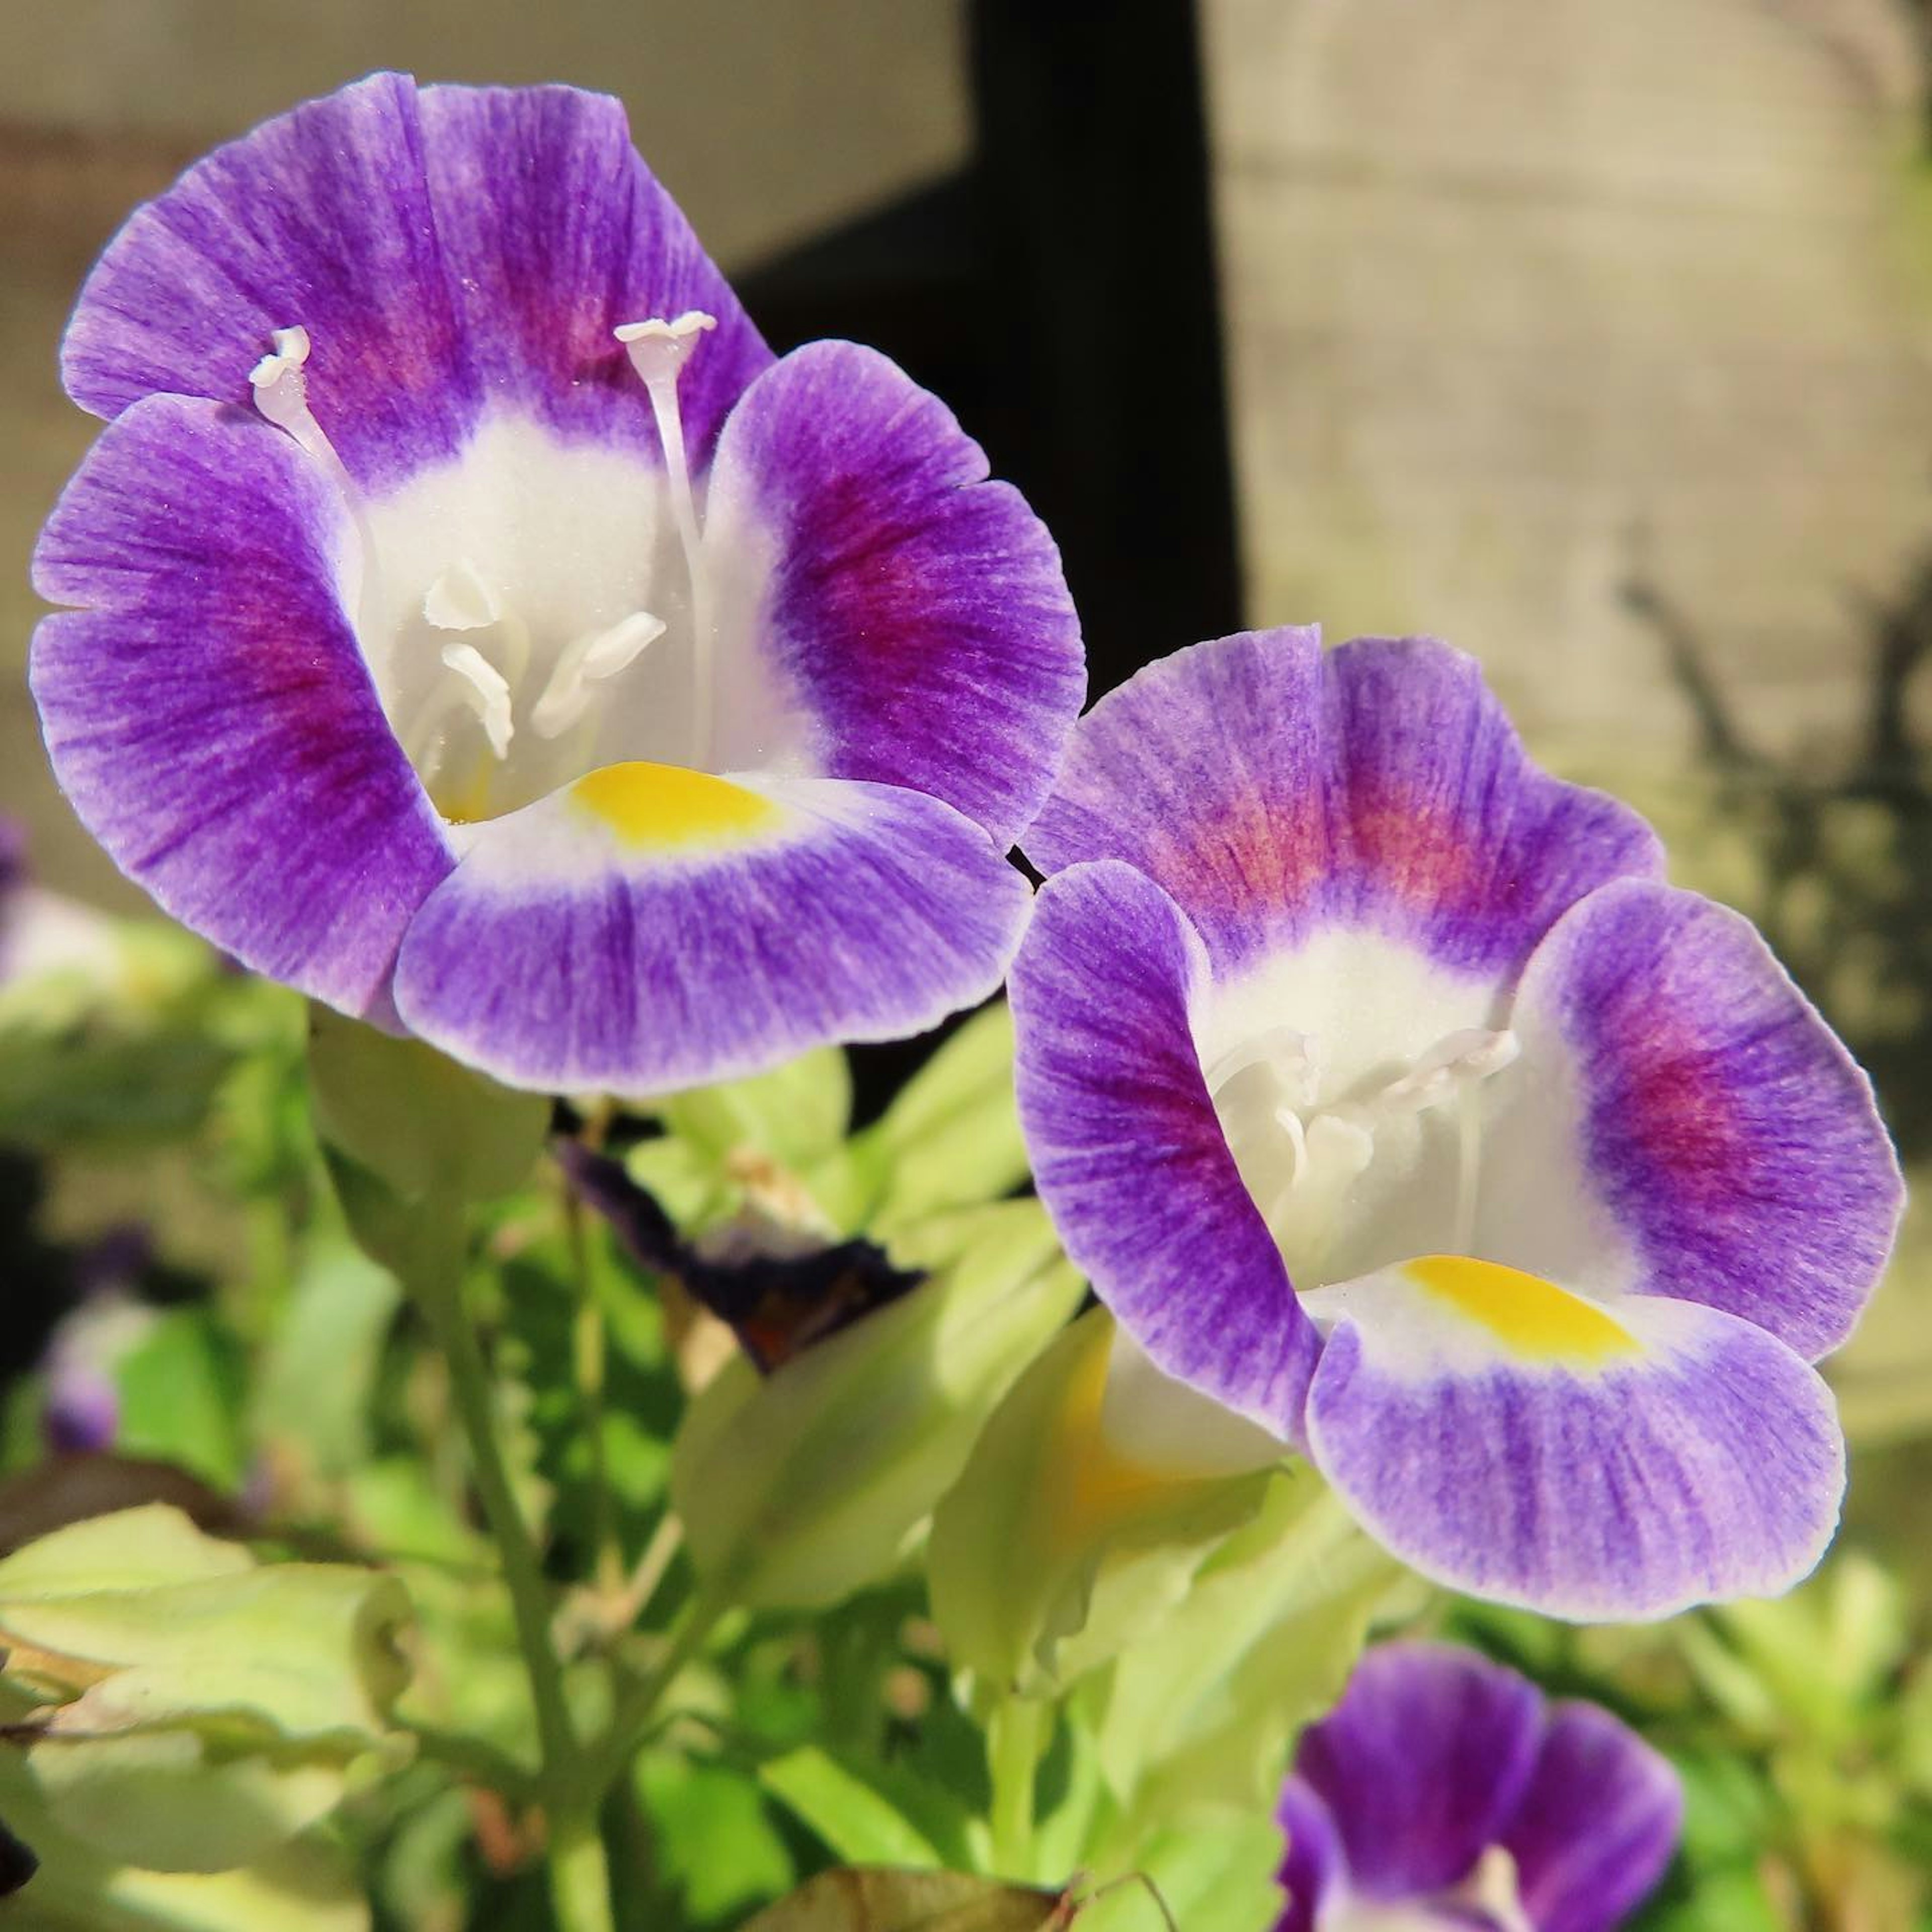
[1010,859,1320,1439]
[31,395,452,1017]
[1502,1701,1681,1932]
[1274,1776,1344,1932]
[62,75,767,494]
[62,74,475,492]
[390,767,1029,1092]
[1024,630,1661,980]
[1293,1643,1543,1903]
[703,340,1084,845]
[416,83,769,467]
[1486,878,1902,1360]
[1302,1256,1845,1619]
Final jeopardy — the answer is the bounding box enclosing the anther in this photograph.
[249,325,357,500]
[437,641,514,761]
[530,610,668,740]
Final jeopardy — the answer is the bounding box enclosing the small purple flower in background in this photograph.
[0,818,122,993]
[1278,1642,1680,1932]
[41,1226,154,1457]
[1011,627,1901,1617]
[32,74,1083,1093]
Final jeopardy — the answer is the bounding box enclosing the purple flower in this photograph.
[1278,1643,1680,1932]
[32,75,1083,1093]
[1009,628,1901,1617]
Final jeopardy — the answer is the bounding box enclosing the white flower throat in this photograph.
[248,312,788,824]
[1198,936,1523,1289]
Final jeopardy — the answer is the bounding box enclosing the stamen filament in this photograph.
[531,611,668,740]
[616,312,716,765]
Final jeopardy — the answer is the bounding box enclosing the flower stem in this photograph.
[413,1218,613,1932]
[576,1592,724,1805]
[988,1696,1044,1881]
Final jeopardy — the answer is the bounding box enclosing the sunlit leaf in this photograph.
[758,1746,944,1869]
[672,1201,1083,1611]
[738,1868,1075,1932]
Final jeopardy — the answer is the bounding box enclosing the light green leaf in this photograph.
[671,1200,1083,1611]
[854,1005,1027,1230]
[26,1731,347,1874]
[656,1045,852,1172]
[927,1309,1280,1697]
[737,1869,1073,1932]
[0,1752,368,1930]
[1088,1469,1405,1824]
[252,1241,400,1480]
[758,1746,944,1870]
[0,1506,411,1873]
[111,1311,248,1490]
[0,1506,251,1598]
[1078,1806,1285,1932]
[307,1004,546,1210]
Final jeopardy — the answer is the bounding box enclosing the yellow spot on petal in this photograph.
[1404,1254,1640,1364]
[571,761,781,851]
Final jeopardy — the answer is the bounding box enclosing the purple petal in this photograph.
[1302,1261,1845,1619]
[62,74,768,495]
[417,83,769,468]
[1010,859,1320,1440]
[1494,880,1902,1360]
[393,766,1029,1092]
[556,1140,922,1371]
[1275,1777,1345,1932]
[703,340,1084,846]
[62,74,476,493]
[32,394,453,1017]
[1293,1643,1543,1903]
[1503,1702,1681,1932]
[1024,631,1661,983]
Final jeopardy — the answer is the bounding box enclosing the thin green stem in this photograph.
[412,1218,613,1932]
[988,1696,1044,1881]
[567,1196,621,1595]
[576,1593,725,1805]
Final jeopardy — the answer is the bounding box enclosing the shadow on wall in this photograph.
[1623,532,1932,1161]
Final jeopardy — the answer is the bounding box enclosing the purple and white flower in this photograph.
[1278,1642,1680,1932]
[1010,627,1901,1618]
[32,74,1083,1093]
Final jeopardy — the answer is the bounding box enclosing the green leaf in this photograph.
[671,1201,1084,1611]
[656,1045,853,1173]
[0,1507,411,1872]
[1079,1806,1285,1932]
[853,1005,1027,1230]
[634,1751,795,1926]
[737,1869,1074,1932]
[251,1240,399,1481]
[25,1731,348,1875]
[112,1310,249,1491]
[1088,1469,1405,1823]
[307,1004,546,1210]
[0,1752,368,1930]
[758,1746,944,1869]
[927,1309,1281,1697]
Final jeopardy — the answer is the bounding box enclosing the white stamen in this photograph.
[437,641,514,760]
[249,325,357,500]
[616,311,716,762]
[423,558,502,632]
[424,559,534,697]
[530,610,668,740]
[1211,1021,1520,1285]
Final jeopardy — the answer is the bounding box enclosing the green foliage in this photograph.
[7,909,1928,1932]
